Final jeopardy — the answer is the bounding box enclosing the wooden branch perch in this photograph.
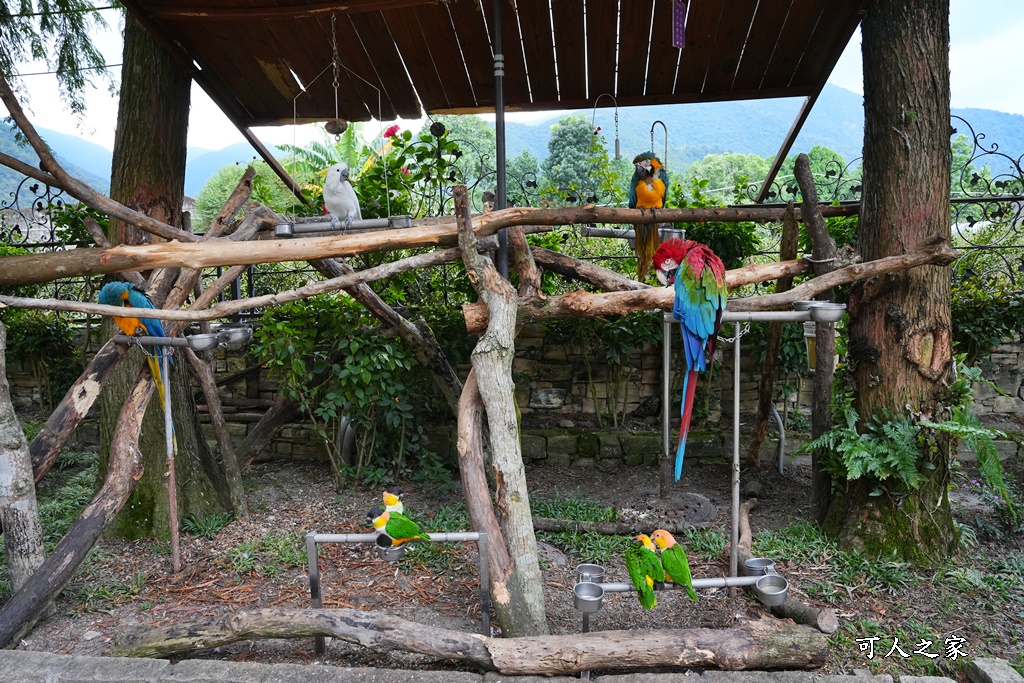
[463,236,960,334]
[107,608,826,673]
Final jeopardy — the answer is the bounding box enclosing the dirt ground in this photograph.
[13,450,1024,680]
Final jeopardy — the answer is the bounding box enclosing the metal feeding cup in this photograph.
[573,581,605,613]
[753,574,789,606]
[742,557,776,576]
[575,563,606,583]
[375,534,406,562]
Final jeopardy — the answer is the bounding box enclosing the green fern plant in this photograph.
[798,358,1017,523]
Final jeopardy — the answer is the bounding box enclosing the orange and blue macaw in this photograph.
[628,152,669,282]
[98,281,171,410]
[653,239,727,480]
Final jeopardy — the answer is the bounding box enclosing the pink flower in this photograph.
[384,124,400,138]
[401,166,411,175]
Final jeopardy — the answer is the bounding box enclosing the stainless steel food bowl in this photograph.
[375,534,406,562]
[575,563,606,583]
[742,557,776,576]
[807,302,847,322]
[753,574,789,606]
[186,333,220,352]
[573,581,605,613]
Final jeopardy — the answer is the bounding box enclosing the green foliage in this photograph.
[0,0,113,118]
[950,276,1024,365]
[38,462,97,546]
[682,526,728,560]
[3,309,83,412]
[531,497,616,522]
[77,572,149,609]
[668,178,761,269]
[681,152,770,202]
[538,115,627,206]
[251,295,450,485]
[193,161,303,230]
[398,503,473,574]
[798,359,1016,524]
[181,512,233,538]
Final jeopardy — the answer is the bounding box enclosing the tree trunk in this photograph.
[455,185,547,637]
[827,0,955,562]
[100,15,231,540]
[0,322,48,596]
[108,608,827,673]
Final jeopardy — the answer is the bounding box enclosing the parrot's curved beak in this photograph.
[656,269,671,286]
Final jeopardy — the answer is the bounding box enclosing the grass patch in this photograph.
[532,496,628,565]
[682,526,728,560]
[181,512,233,538]
[76,572,149,610]
[222,532,306,577]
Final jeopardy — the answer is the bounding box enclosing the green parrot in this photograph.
[651,529,698,601]
[366,506,429,546]
[624,534,665,609]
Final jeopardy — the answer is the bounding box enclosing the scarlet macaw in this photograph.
[367,506,429,546]
[98,281,171,411]
[628,152,669,281]
[650,528,698,601]
[653,238,727,480]
[624,534,665,609]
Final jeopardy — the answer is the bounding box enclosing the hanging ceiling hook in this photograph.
[650,120,668,168]
[591,92,621,160]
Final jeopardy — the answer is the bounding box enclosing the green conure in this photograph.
[624,534,665,609]
[366,506,429,546]
[651,529,698,601]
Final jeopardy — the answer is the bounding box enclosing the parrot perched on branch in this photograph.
[97,281,171,411]
[624,534,665,609]
[382,486,404,514]
[628,152,669,281]
[650,529,698,601]
[653,238,727,480]
[367,506,429,546]
[323,162,362,228]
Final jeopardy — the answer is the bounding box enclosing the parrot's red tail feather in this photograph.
[676,369,699,480]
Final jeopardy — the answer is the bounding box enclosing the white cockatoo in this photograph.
[322,162,362,228]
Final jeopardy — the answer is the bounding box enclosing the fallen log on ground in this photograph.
[734,498,839,634]
[107,607,827,673]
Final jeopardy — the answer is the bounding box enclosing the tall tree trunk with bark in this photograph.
[825,0,956,562]
[0,322,48,595]
[99,15,230,538]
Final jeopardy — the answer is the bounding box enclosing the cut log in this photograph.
[107,608,826,673]
[734,497,839,634]
[463,236,960,333]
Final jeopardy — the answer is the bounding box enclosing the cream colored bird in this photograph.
[323,162,362,228]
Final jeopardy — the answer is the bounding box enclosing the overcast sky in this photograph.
[5,0,1024,152]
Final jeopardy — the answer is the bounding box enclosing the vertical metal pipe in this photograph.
[661,316,672,498]
[493,0,508,278]
[730,323,741,589]
[307,532,325,654]
[163,351,181,574]
[477,532,491,636]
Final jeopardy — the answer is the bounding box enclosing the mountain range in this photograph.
[3,84,1024,205]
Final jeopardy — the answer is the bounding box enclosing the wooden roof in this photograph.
[120,0,872,129]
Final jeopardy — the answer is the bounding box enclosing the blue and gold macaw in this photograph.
[98,281,171,411]
[628,152,670,282]
[653,239,727,480]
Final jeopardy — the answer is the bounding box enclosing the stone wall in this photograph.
[7,325,1024,463]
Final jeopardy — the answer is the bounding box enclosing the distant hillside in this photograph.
[4,84,1024,207]
[0,126,110,202]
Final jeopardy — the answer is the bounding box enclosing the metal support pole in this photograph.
[163,351,181,574]
[730,322,741,593]
[477,531,490,636]
[662,316,672,486]
[493,0,508,278]
[307,532,325,654]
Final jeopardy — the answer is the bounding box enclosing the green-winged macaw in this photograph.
[653,238,727,480]
[650,529,698,601]
[98,281,171,411]
[628,152,669,282]
[382,486,404,514]
[624,534,665,610]
[367,506,429,546]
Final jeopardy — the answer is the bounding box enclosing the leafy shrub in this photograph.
[3,309,83,412]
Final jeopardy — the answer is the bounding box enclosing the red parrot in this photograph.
[653,239,727,480]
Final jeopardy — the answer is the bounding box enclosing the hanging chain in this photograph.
[331,15,341,130]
